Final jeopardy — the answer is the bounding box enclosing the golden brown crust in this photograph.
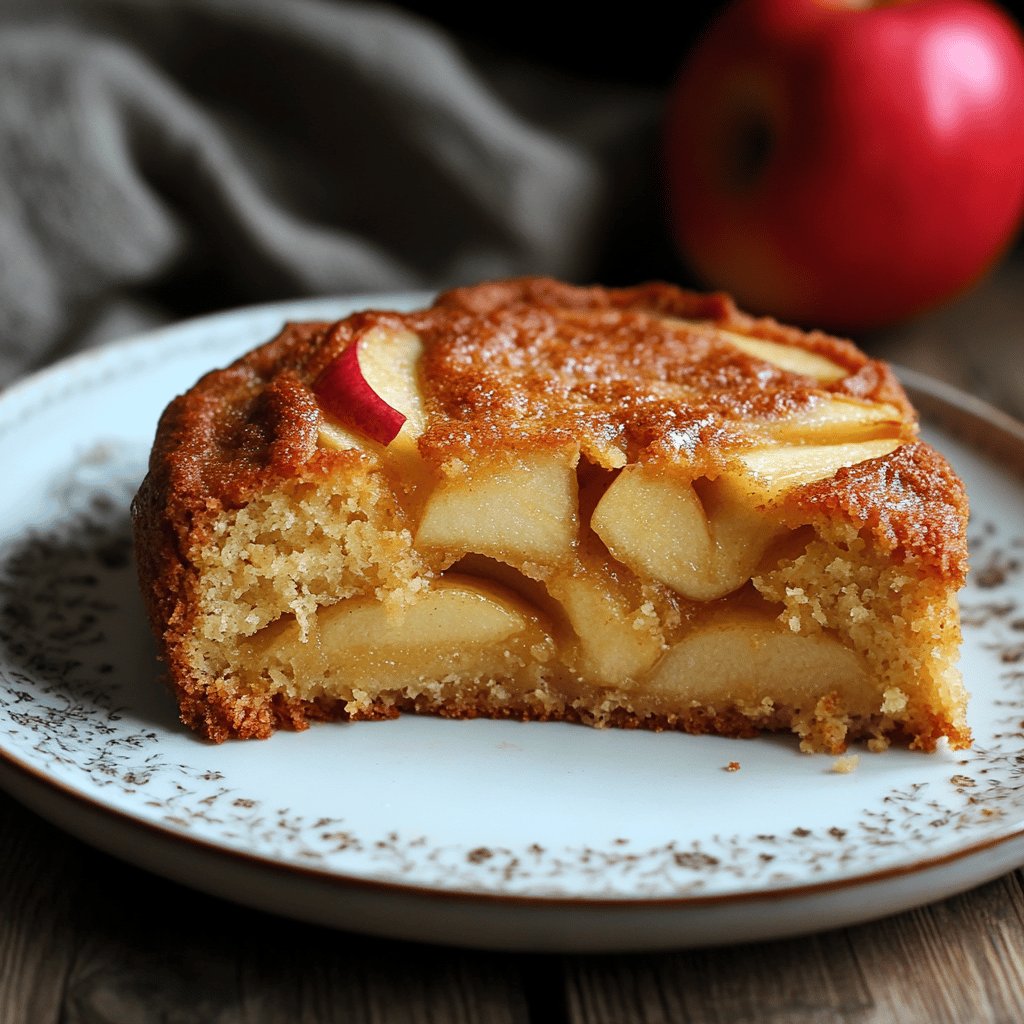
[785,441,970,585]
[418,279,909,463]
[431,276,913,415]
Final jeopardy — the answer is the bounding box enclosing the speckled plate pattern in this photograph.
[1,294,1023,952]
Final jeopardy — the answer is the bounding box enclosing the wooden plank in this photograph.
[0,792,78,1024]
[232,937,535,1024]
[60,906,534,1024]
[843,872,1024,1023]
[563,874,1024,1024]
[564,927,870,1024]
[0,810,535,1024]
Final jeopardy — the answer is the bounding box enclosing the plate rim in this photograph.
[1,297,1023,915]
[4,745,1024,911]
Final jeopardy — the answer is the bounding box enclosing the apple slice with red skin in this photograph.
[315,326,432,511]
[314,336,407,446]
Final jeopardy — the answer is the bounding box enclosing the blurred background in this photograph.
[0,0,1022,415]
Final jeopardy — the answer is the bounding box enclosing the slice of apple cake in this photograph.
[132,278,970,752]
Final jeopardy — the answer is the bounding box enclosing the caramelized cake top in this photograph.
[133,278,967,585]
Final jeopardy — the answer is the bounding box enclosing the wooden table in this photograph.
[3,256,1023,1024]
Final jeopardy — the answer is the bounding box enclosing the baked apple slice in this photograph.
[414,451,579,568]
[244,575,552,697]
[591,438,901,600]
[316,326,426,450]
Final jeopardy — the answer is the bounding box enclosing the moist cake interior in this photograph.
[133,279,970,753]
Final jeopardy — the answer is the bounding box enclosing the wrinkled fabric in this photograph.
[0,0,661,385]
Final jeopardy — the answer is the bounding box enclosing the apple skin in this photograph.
[664,0,1024,331]
[313,340,407,445]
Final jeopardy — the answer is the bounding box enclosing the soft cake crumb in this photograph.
[831,755,860,774]
[725,761,741,772]
[881,687,908,714]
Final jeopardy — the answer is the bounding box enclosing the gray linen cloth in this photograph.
[0,0,660,386]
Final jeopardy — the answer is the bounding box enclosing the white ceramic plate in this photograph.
[1,295,1023,953]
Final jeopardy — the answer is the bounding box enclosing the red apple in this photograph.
[314,338,407,446]
[664,0,1024,331]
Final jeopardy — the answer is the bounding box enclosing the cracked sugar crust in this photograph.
[416,281,913,470]
[133,277,961,586]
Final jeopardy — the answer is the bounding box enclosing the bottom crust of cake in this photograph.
[174,671,970,755]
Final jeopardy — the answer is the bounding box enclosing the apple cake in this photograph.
[132,277,970,753]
